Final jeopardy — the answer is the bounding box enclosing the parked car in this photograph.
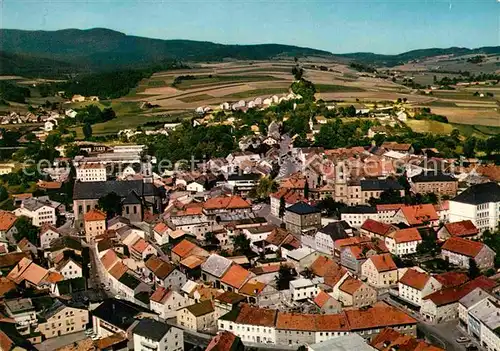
[456,337,470,344]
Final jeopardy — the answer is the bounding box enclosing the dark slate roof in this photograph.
[360,179,404,191]
[227,173,261,181]
[122,190,142,205]
[133,319,171,341]
[73,180,161,200]
[91,298,152,331]
[286,201,319,215]
[340,205,377,214]
[186,300,214,317]
[411,173,457,183]
[118,272,142,290]
[49,236,82,252]
[319,221,351,240]
[452,182,500,205]
[56,278,86,295]
[0,322,37,351]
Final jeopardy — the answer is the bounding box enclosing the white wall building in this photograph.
[76,164,107,182]
[290,278,320,301]
[449,182,500,232]
[132,319,184,351]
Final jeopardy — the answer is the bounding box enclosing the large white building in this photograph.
[397,269,442,307]
[132,318,183,351]
[290,278,320,301]
[76,164,107,182]
[449,182,500,232]
[13,197,58,227]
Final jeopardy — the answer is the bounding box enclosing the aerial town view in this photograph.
[0,1,499,350]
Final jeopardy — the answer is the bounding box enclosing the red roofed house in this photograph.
[150,286,189,319]
[441,237,494,270]
[384,228,422,256]
[361,254,398,288]
[397,269,442,307]
[360,219,397,240]
[0,211,18,247]
[421,276,497,323]
[202,196,251,217]
[393,204,439,228]
[220,265,253,293]
[338,277,377,308]
[437,220,480,241]
[270,188,304,217]
[206,331,244,351]
[153,222,171,246]
[84,209,107,242]
[371,327,444,351]
[130,237,157,261]
[313,290,342,314]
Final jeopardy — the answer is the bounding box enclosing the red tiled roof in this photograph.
[339,278,364,295]
[276,313,316,331]
[314,314,350,331]
[150,287,171,304]
[239,279,266,297]
[399,204,439,225]
[203,196,250,210]
[387,228,422,244]
[444,221,479,238]
[371,327,444,351]
[100,250,119,270]
[109,261,127,280]
[442,237,485,258]
[399,269,430,291]
[265,228,292,247]
[206,331,240,351]
[84,209,106,222]
[361,219,396,236]
[221,265,252,289]
[172,239,197,259]
[433,272,469,288]
[131,238,149,254]
[233,304,277,327]
[153,222,169,234]
[345,304,416,331]
[376,204,405,212]
[424,276,497,306]
[313,290,332,308]
[335,236,371,250]
[310,256,337,277]
[270,188,304,204]
[0,211,17,232]
[369,254,397,272]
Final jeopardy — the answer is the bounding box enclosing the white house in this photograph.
[76,164,107,182]
[384,228,422,256]
[290,278,320,301]
[14,198,58,227]
[397,269,442,307]
[186,181,205,193]
[44,119,57,132]
[243,225,275,244]
[150,286,189,320]
[132,319,184,351]
[218,304,277,345]
[55,257,83,280]
[449,182,500,232]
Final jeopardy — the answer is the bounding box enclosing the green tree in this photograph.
[304,181,310,199]
[83,123,92,140]
[97,192,122,218]
[463,136,476,158]
[251,176,277,201]
[279,196,286,219]
[14,216,40,246]
[232,233,251,255]
[292,65,304,80]
[469,258,480,279]
[373,133,386,147]
[0,185,8,202]
[275,265,296,290]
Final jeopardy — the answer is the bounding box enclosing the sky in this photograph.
[1,0,499,54]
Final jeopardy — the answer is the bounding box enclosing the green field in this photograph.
[406,118,500,139]
[316,84,365,93]
[178,94,214,103]
[173,75,282,89]
[221,88,289,99]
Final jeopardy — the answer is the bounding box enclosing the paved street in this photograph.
[382,294,481,351]
[255,203,283,226]
[35,331,87,351]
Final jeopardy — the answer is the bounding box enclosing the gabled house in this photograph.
[338,277,377,308]
[220,264,252,293]
[144,255,187,291]
[201,254,233,288]
[361,253,398,288]
[313,221,352,256]
[441,237,495,270]
[177,300,216,332]
[39,224,60,250]
[397,269,442,307]
[149,286,189,319]
[360,219,396,240]
[437,220,480,241]
[393,204,439,228]
[384,228,422,256]
[54,257,83,280]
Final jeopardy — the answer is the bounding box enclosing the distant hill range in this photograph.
[0,28,499,77]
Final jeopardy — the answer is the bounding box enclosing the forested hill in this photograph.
[0,28,332,75]
[336,46,500,66]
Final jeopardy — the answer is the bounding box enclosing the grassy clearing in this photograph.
[405,119,454,134]
[147,80,167,87]
[174,75,281,90]
[431,91,497,102]
[221,88,289,99]
[178,94,214,103]
[316,84,365,93]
